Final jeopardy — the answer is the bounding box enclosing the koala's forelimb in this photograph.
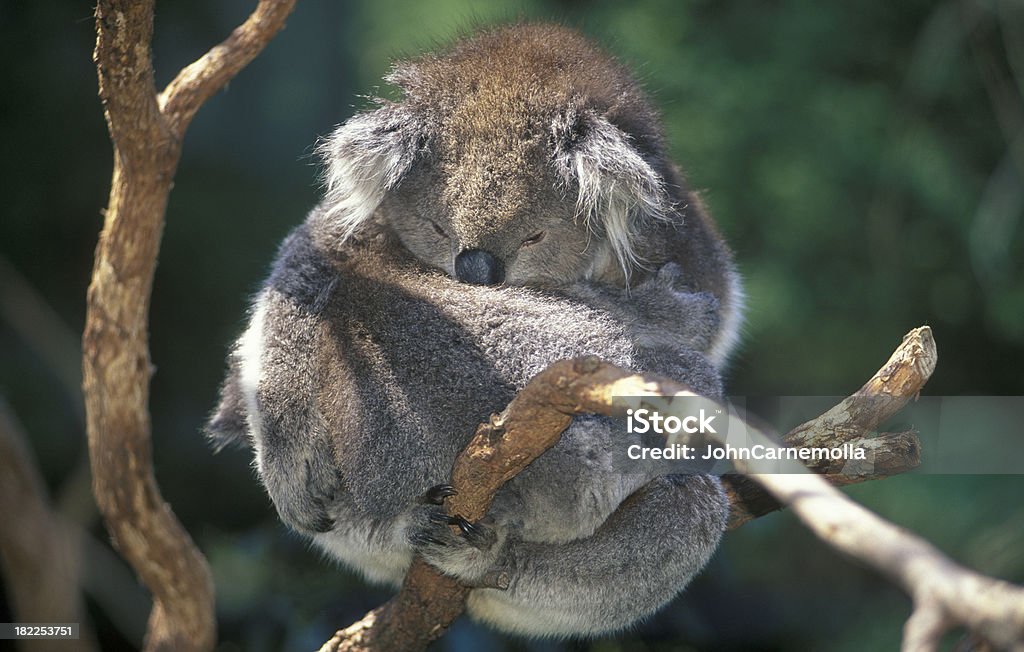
[320,360,613,652]
[321,358,663,652]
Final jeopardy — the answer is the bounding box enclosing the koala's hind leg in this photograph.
[465,474,728,637]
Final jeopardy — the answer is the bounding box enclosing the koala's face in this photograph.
[317,24,673,288]
[381,95,600,288]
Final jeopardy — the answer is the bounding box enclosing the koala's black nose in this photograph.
[455,249,504,285]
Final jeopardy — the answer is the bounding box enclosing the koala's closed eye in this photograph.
[429,219,448,238]
[520,231,545,247]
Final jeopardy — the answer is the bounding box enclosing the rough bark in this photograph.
[786,326,938,446]
[724,327,936,528]
[86,2,296,650]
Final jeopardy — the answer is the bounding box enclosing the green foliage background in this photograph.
[1,0,1022,650]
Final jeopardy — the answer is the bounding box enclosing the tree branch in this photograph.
[722,428,920,529]
[320,326,1023,651]
[158,0,297,137]
[756,471,1024,651]
[87,2,295,650]
[724,326,935,528]
[786,326,938,447]
[0,399,98,652]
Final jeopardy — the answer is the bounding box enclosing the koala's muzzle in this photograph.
[455,249,504,285]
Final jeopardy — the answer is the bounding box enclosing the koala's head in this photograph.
[317,23,675,287]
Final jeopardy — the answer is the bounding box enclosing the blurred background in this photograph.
[2,0,1023,650]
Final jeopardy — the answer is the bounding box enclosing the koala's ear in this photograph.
[317,103,424,241]
[551,108,670,276]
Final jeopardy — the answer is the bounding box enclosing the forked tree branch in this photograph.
[87,2,295,650]
[318,327,999,652]
[158,0,298,137]
[723,326,936,528]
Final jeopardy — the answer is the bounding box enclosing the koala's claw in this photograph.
[409,531,448,548]
[410,502,498,553]
[429,511,490,545]
[455,517,481,539]
[421,483,457,505]
[428,511,458,525]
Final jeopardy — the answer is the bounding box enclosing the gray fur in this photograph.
[209,23,738,638]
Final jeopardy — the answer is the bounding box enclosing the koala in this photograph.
[209,23,737,638]
[317,23,743,365]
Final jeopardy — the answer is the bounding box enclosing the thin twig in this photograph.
[158,0,297,137]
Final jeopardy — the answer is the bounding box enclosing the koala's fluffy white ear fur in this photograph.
[552,109,671,280]
[317,104,422,242]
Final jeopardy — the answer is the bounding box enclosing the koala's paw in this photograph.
[670,290,721,348]
[653,261,687,289]
[629,265,721,352]
[407,485,505,586]
[409,484,497,551]
[411,509,497,551]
